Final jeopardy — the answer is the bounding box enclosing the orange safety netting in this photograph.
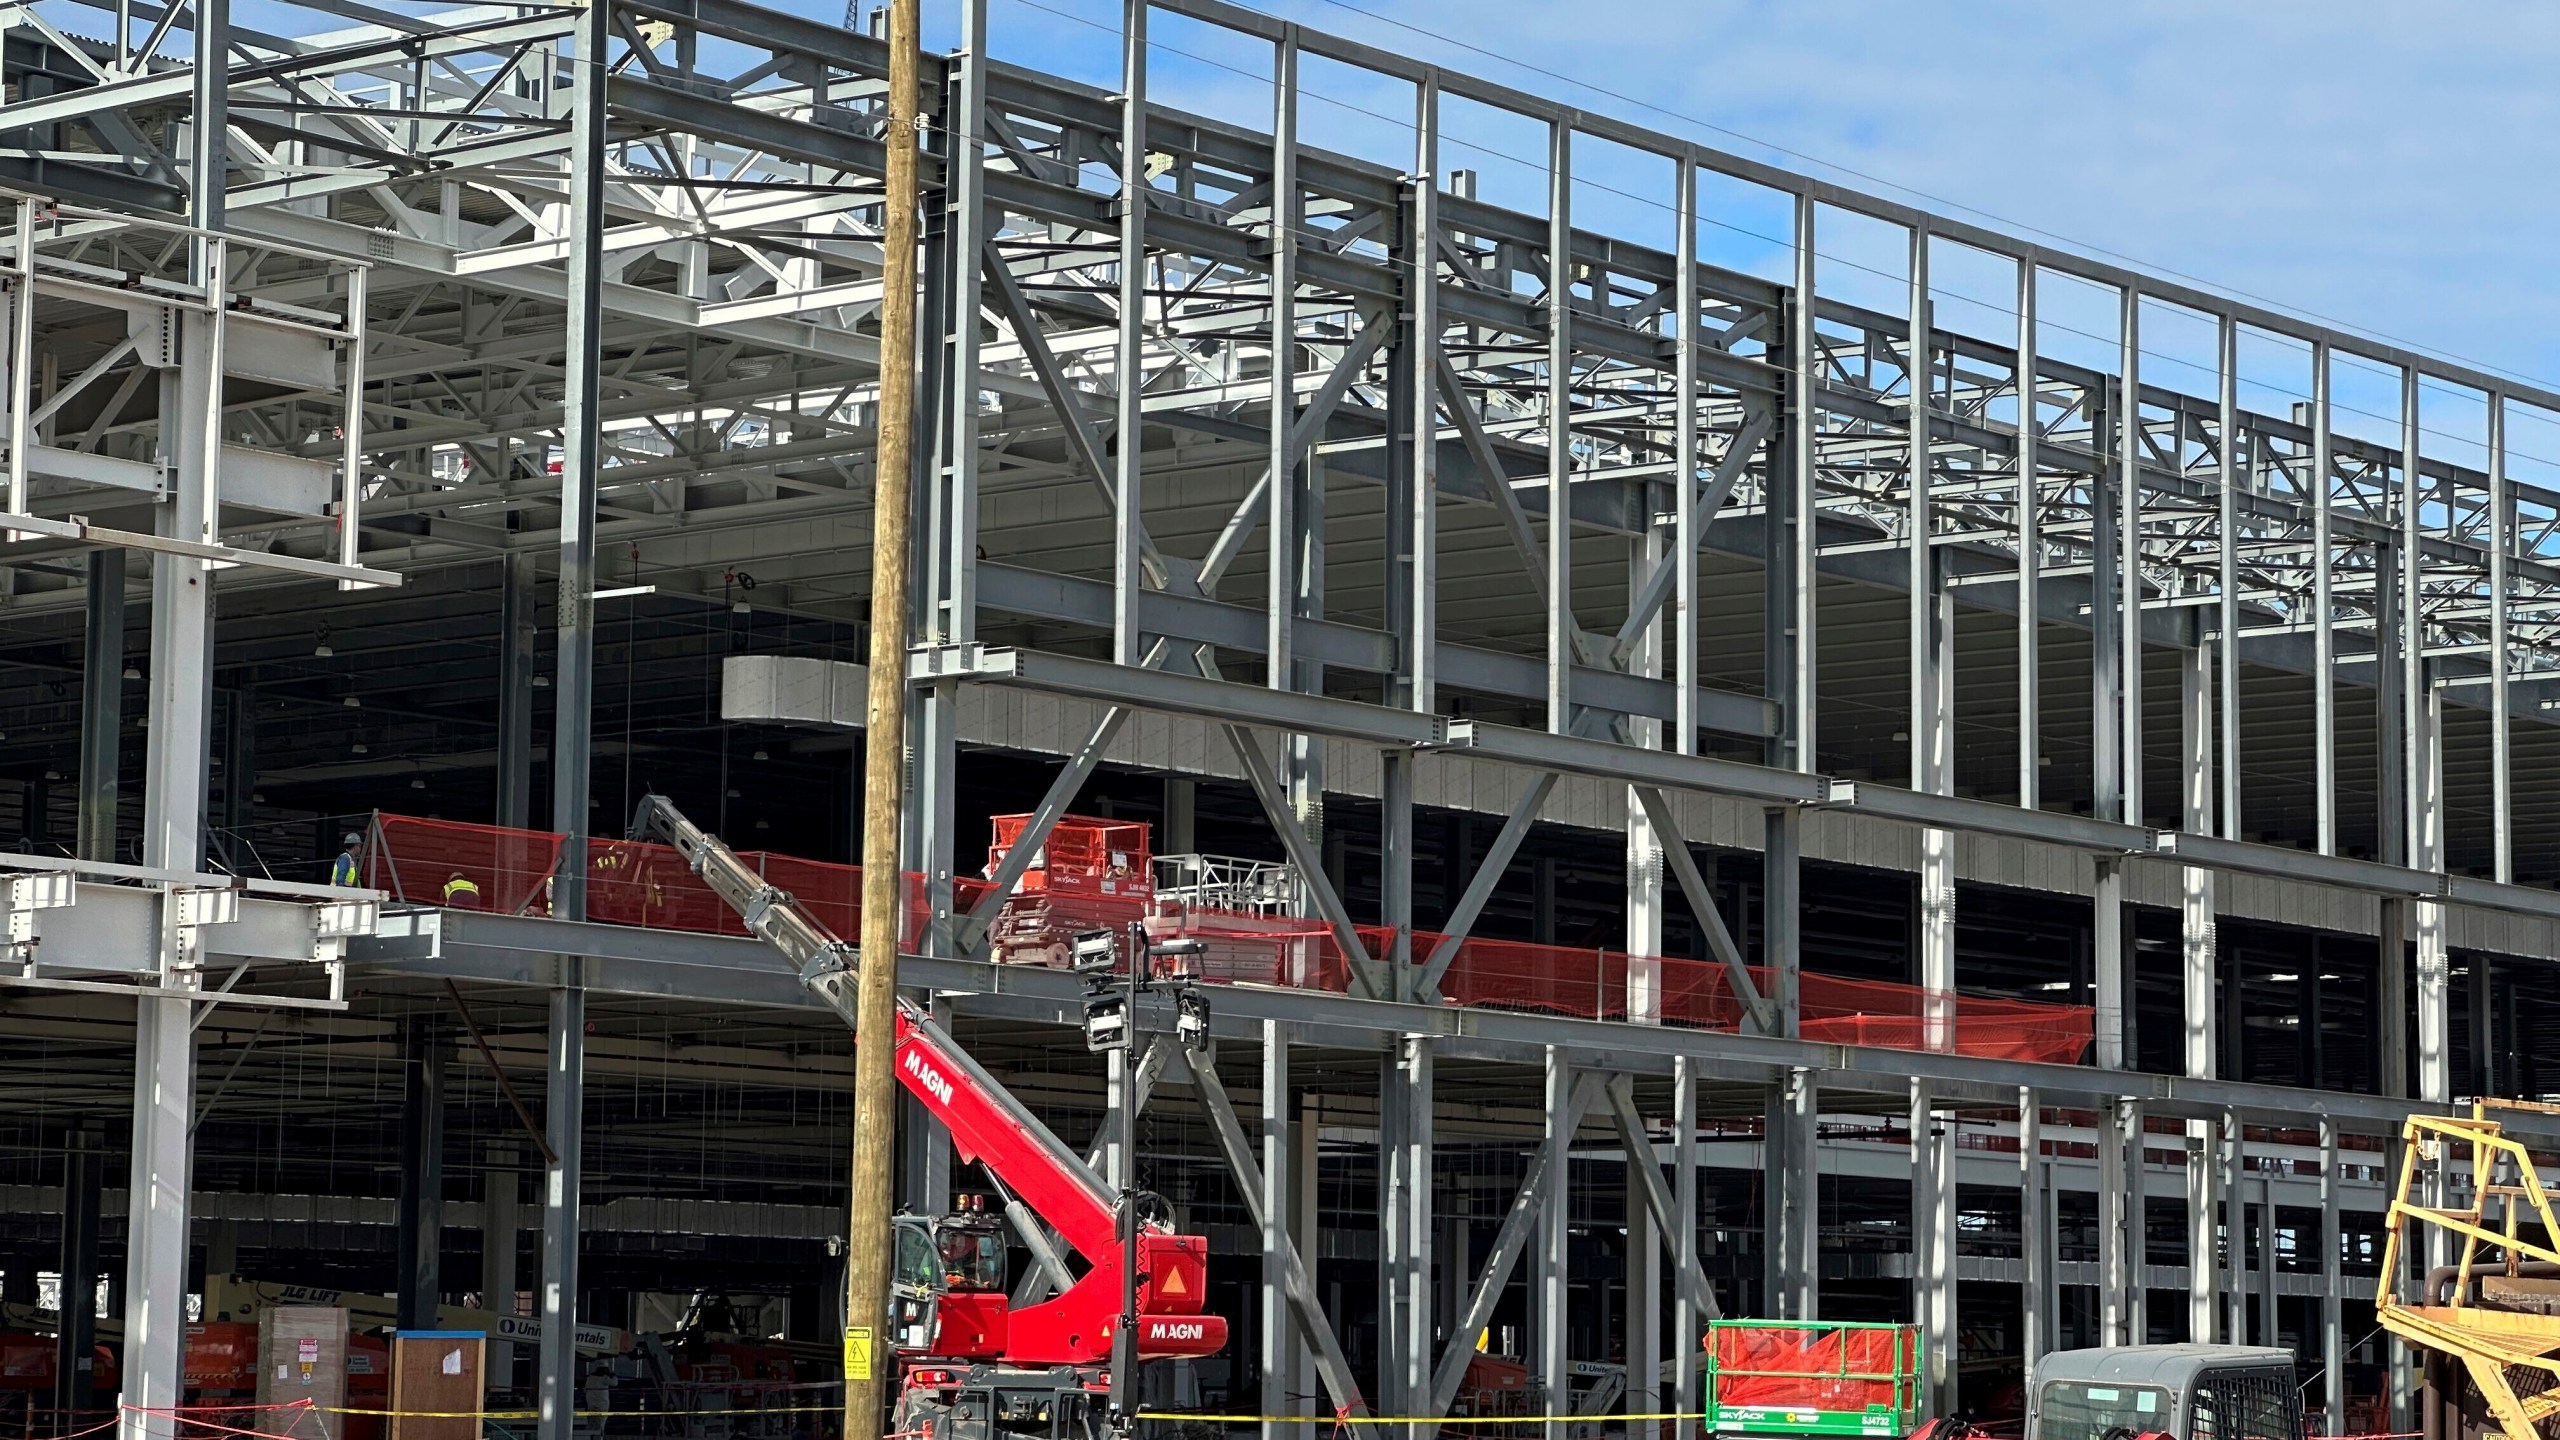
[367,816,991,952]
[1708,1323,1917,1411]
[365,814,2092,1066]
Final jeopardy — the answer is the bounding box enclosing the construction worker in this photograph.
[330,833,363,887]
[441,871,483,909]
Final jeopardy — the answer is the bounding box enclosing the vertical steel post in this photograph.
[2018,1090,2046,1366]
[1544,120,1572,731]
[1111,0,1148,668]
[2217,316,2242,838]
[1675,161,1700,757]
[1628,527,1665,1022]
[1788,193,1818,771]
[483,1148,520,1381]
[1909,228,1954,1054]
[1771,1066,1817,1319]
[2312,341,2336,856]
[2319,1119,2344,1434]
[496,551,537,830]
[1540,1048,1571,1440]
[913,0,987,953]
[1673,1057,1701,1440]
[2488,392,2513,883]
[1261,1022,1293,1439]
[2118,289,2144,827]
[2182,635,2218,1341]
[54,1128,102,1423]
[1910,1079,1955,1420]
[77,549,123,863]
[2016,259,2040,807]
[1407,76,1439,717]
[125,8,227,1426]
[551,0,607,915]
[395,1021,446,1331]
[1267,31,1299,686]
[2098,1096,2133,1347]
[537,965,585,1440]
[2222,1112,2245,1344]
[2403,368,2449,1121]
[1626,1146,1659,1424]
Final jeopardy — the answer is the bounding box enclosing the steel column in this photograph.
[1629,526,1666,1023]
[483,1147,520,1381]
[1111,0,1147,667]
[1544,119,1572,730]
[1910,227,1955,1056]
[1768,1065,1817,1320]
[2489,393,2513,883]
[2097,1096,2135,1346]
[1539,1047,1571,1440]
[396,1020,446,1330]
[496,551,536,830]
[2094,858,2125,1071]
[550,0,608,917]
[2216,317,2242,838]
[1785,193,1818,773]
[1405,77,1439,716]
[912,0,987,952]
[53,1127,102,1424]
[76,548,122,863]
[1267,30,1299,684]
[536,964,586,1440]
[1675,161,1700,756]
[1381,1035,1432,1434]
[2018,1090,2047,1367]
[2312,341,2337,856]
[2016,260,2040,807]
[2117,289,2144,825]
[1260,1022,1293,1437]
[2319,1119,2343,1433]
[1673,1057,1701,1440]
[124,2,226,1419]
[1910,1080,1955,1420]
[2181,636,2218,1341]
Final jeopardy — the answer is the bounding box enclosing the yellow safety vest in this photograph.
[442,875,482,903]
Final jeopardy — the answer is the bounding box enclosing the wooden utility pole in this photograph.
[846,1,920,1438]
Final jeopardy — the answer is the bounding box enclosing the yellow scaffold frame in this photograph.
[2379,1101,2560,1440]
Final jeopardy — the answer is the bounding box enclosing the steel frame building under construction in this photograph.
[4,1,2560,1439]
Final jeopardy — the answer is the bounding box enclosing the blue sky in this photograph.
[895,0,2560,482]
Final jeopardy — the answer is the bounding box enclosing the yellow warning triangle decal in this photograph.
[1159,1266,1187,1297]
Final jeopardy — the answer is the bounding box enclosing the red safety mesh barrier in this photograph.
[1709,1323,1917,1411]
[367,814,561,914]
[988,814,1152,900]
[366,815,2091,1066]
[368,816,992,951]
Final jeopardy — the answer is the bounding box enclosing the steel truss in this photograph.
[5,0,2555,1433]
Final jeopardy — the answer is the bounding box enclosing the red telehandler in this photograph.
[627,797,1228,1440]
